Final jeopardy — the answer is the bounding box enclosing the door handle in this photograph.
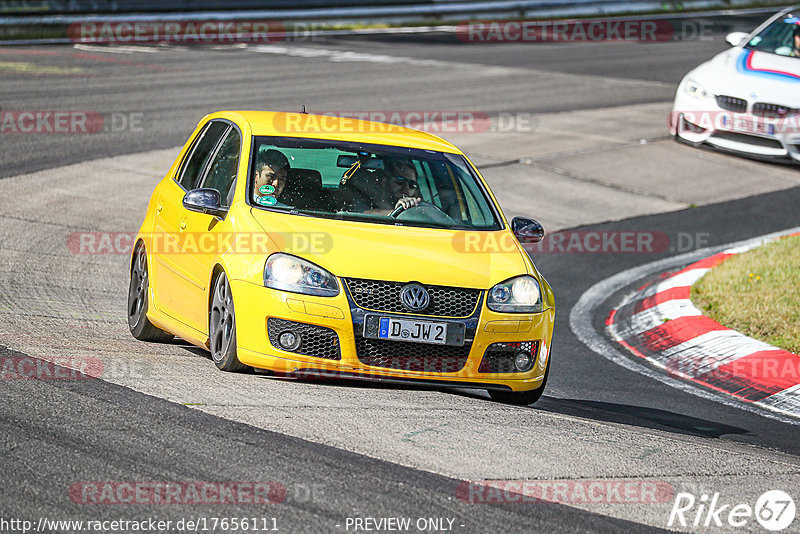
[179,220,187,231]
[155,203,164,214]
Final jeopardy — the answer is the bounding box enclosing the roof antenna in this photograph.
[300,105,307,114]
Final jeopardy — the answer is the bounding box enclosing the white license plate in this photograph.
[378,317,448,345]
[732,118,774,135]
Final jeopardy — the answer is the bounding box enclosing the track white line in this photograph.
[248,44,671,87]
[569,225,800,426]
[73,44,160,54]
[616,299,703,339]
[638,268,710,298]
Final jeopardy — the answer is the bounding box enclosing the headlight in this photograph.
[264,254,339,297]
[487,275,542,313]
[684,79,712,99]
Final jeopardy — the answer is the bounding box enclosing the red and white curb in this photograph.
[607,233,800,418]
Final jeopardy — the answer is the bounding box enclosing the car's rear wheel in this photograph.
[209,271,249,372]
[488,361,549,406]
[128,243,173,342]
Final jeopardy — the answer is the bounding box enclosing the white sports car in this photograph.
[670,6,800,163]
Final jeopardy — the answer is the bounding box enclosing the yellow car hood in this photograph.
[249,208,530,289]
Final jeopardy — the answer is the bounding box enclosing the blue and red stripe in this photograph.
[736,50,800,82]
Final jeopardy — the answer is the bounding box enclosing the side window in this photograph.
[416,161,440,206]
[455,172,491,226]
[177,121,229,191]
[200,128,242,208]
[461,185,486,225]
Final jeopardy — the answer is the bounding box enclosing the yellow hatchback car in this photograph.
[128,111,555,404]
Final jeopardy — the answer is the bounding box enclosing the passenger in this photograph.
[792,25,800,57]
[253,149,290,205]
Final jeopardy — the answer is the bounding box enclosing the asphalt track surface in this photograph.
[0,12,769,179]
[0,342,653,533]
[1,10,800,533]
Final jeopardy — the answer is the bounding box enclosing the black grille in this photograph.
[680,115,706,133]
[344,278,480,317]
[753,102,795,117]
[715,95,747,112]
[355,337,471,372]
[267,318,341,360]
[710,131,783,149]
[479,341,540,373]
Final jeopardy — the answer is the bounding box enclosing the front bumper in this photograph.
[670,94,800,164]
[229,279,555,393]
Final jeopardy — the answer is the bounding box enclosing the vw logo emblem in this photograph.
[400,283,430,312]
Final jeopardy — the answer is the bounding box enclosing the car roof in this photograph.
[205,110,464,154]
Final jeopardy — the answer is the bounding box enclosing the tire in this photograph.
[488,361,549,406]
[209,271,249,372]
[128,243,174,342]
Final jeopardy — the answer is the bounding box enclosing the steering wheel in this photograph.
[390,200,447,218]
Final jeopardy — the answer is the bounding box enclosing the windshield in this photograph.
[248,136,502,230]
[745,14,800,57]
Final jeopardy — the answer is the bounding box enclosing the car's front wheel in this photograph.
[128,243,173,342]
[488,361,549,406]
[209,271,249,372]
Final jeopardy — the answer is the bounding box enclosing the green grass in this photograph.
[692,234,800,354]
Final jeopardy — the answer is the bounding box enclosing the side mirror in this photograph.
[182,188,227,219]
[725,32,748,47]
[512,217,545,244]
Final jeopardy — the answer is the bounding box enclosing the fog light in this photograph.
[278,331,301,351]
[514,351,534,372]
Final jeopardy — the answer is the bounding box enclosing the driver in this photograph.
[253,149,290,205]
[792,25,800,57]
[365,158,422,215]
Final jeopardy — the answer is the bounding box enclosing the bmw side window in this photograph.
[177,121,230,191]
[199,128,242,208]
